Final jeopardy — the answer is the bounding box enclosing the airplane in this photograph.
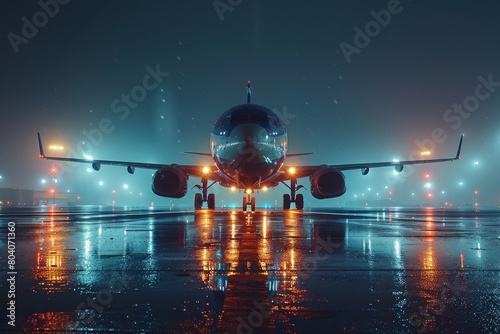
[38,81,463,211]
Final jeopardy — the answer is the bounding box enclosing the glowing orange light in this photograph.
[49,145,64,151]
[202,166,210,174]
[231,186,236,191]
[421,151,431,156]
[288,167,296,174]
[245,189,252,194]
[262,186,268,191]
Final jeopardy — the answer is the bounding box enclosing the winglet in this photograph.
[456,134,464,159]
[37,132,46,158]
[246,80,251,104]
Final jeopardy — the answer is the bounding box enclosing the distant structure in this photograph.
[0,188,79,206]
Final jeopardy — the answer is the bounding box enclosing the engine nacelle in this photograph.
[310,167,346,199]
[152,166,188,198]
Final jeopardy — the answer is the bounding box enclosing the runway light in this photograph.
[49,145,64,151]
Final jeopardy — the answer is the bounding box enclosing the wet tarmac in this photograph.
[1,205,499,333]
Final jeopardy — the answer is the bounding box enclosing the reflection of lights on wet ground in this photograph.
[84,239,91,257]
[394,239,401,259]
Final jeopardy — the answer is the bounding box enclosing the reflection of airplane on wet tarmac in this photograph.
[37,81,463,211]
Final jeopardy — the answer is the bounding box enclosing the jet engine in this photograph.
[310,167,346,199]
[152,166,188,198]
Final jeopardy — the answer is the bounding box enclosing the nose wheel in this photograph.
[243,194,256,211]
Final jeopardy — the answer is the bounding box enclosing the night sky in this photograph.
[1,0,499,207]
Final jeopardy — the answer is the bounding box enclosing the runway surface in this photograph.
[0,206,499,333]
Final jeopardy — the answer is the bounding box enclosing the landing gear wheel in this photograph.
[194,193,203,210]
[251,197,256,211]
[295,194,304,210]
[243,197,247,211]
[283,194,291,210]
[207,193,215,210]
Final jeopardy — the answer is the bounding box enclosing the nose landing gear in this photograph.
[243,192,256,211]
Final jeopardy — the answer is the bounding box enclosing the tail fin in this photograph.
[246,80,251,104]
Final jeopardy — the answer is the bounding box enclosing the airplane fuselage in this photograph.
[210,104,287,189]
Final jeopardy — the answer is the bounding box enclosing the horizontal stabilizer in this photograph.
[184,151,212,157]
[287,152,314,157]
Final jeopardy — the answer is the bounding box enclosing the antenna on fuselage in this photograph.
[246,80,251,104]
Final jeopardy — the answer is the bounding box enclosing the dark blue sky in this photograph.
[1,1,499,206]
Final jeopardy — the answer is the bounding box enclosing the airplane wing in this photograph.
[37,132,223,180]
[276,135,463,181]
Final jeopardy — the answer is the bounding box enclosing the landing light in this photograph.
[49,145,64,151]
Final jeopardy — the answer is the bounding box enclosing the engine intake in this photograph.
[310,167,346,199]
[152,166,188,198]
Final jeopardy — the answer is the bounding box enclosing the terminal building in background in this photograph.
[0,188,79,206]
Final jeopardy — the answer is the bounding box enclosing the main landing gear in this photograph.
[193,176,217,210]
[281,177,305,210]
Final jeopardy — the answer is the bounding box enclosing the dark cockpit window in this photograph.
[250,114,268,123]
[230,113,269,123]
[215,115,231,129]
[220,115,231,127]
[268,115,278,127]
[217,113,276,127]
[230,114,249,123]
